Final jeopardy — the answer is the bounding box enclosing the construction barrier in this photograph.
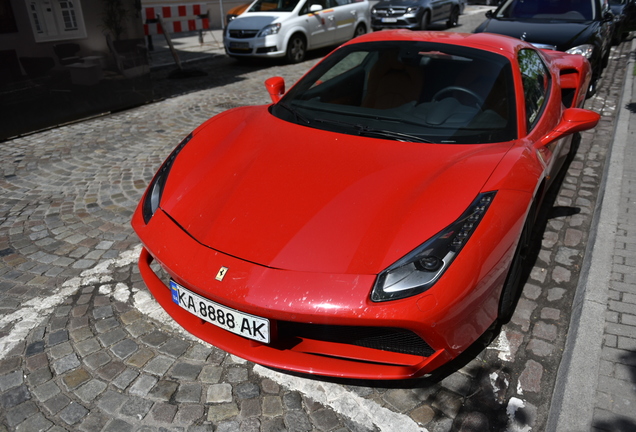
[143,4,210,35]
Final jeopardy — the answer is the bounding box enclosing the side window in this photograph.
[518,48,550,132]
[301,0,330,14]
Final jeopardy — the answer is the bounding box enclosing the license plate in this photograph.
[230,42,250,49]
[170,280,270,343]
[382,17,398,23]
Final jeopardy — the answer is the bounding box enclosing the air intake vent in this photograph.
[277,322,435,357]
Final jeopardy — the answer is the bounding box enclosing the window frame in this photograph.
[518,48,551,132]
[25,0,87,43]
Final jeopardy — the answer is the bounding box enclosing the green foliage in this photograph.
[102,0,128,40]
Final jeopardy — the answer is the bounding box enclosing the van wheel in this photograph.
[286,34,306,63]
[353,23,366,39]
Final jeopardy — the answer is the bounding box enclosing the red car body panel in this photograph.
[132,31,599,379]
[162,108,514,274]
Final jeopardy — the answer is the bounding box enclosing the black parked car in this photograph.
[609,0,636,43]
[371,0,461,31]
[474,0,614,97]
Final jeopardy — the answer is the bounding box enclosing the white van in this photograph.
[224,0,370,63]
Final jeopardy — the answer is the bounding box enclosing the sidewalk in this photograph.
[147,29,226,69]
[548,38,636,431]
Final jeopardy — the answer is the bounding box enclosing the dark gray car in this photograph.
[474,0,614,97]
[609,0,636,43]
[371,0,460,30]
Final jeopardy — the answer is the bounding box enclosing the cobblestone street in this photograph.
[1,7,635,432]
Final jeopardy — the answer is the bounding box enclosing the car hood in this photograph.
[161,107,512,275]
[477,19,595,51]
[374,0,426,8]
[227,13,285,30]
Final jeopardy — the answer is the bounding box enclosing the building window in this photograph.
[59,1,78,30]
[26,0,87,42]
[29,2,44,33]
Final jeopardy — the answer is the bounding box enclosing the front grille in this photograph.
[228,47,252,54]
[229,29,259,38]
[374,7,407,17]
[277,322,435,357]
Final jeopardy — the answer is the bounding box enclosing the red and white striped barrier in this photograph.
[143,4,210,35]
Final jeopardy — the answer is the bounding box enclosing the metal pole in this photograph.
[157,14,183,70]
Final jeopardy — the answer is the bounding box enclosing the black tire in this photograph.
[498,220,531,324]
[286,34,306,64]
[447,7,459,28]
[419,11,430,30]
[601,47,610,68]
[353,23,366,39]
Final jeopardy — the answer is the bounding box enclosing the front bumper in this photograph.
[135,209,456,379]
[224,35,286,58]
[132,182,525,379]
[371,13,419,30]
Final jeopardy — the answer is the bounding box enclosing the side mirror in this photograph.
[537,108,600,147]
[603,11,614,22]
[310,3,323,12]
[265,76,285,103]
[485,10,493,18]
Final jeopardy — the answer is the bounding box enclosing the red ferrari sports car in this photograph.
[132,31,600,380]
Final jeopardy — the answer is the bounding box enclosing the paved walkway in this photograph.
[548,39,636,431]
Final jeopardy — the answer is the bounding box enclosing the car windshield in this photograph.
[495,0,597,21]
[248,0,302,12]
[271,41,516,144]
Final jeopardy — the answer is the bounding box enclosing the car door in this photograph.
[301,0,338,48]
[626,0,636,30]
[430,0,452,22]
[331,0,362,42]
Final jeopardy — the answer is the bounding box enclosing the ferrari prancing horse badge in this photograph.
[215,267,228,281]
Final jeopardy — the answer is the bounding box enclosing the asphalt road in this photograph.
[0,6,633,432]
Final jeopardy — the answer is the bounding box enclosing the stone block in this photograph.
[59,401,89,425]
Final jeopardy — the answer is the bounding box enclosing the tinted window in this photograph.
[249,0,302,12]
[272,41,517,144]
[518,49,550,131]
[497,0,597,21]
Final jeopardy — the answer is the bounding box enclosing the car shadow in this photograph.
[149,45,336,101]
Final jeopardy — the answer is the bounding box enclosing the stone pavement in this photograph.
[1,6,635,432]
[547,39,636,432]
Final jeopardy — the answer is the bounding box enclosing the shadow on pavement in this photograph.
[149,46,334,101]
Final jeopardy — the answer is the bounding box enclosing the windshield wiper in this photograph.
[358,127,433,143]
[277,103,310,124]
[315,118,432,143]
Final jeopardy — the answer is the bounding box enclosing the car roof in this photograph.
[343,30,530,61]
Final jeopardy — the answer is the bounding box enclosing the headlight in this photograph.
[142,133,193,223]
[566,44,594,59]
[258,23,281,37]
[406,6,420,13]
[371,192,497,302]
